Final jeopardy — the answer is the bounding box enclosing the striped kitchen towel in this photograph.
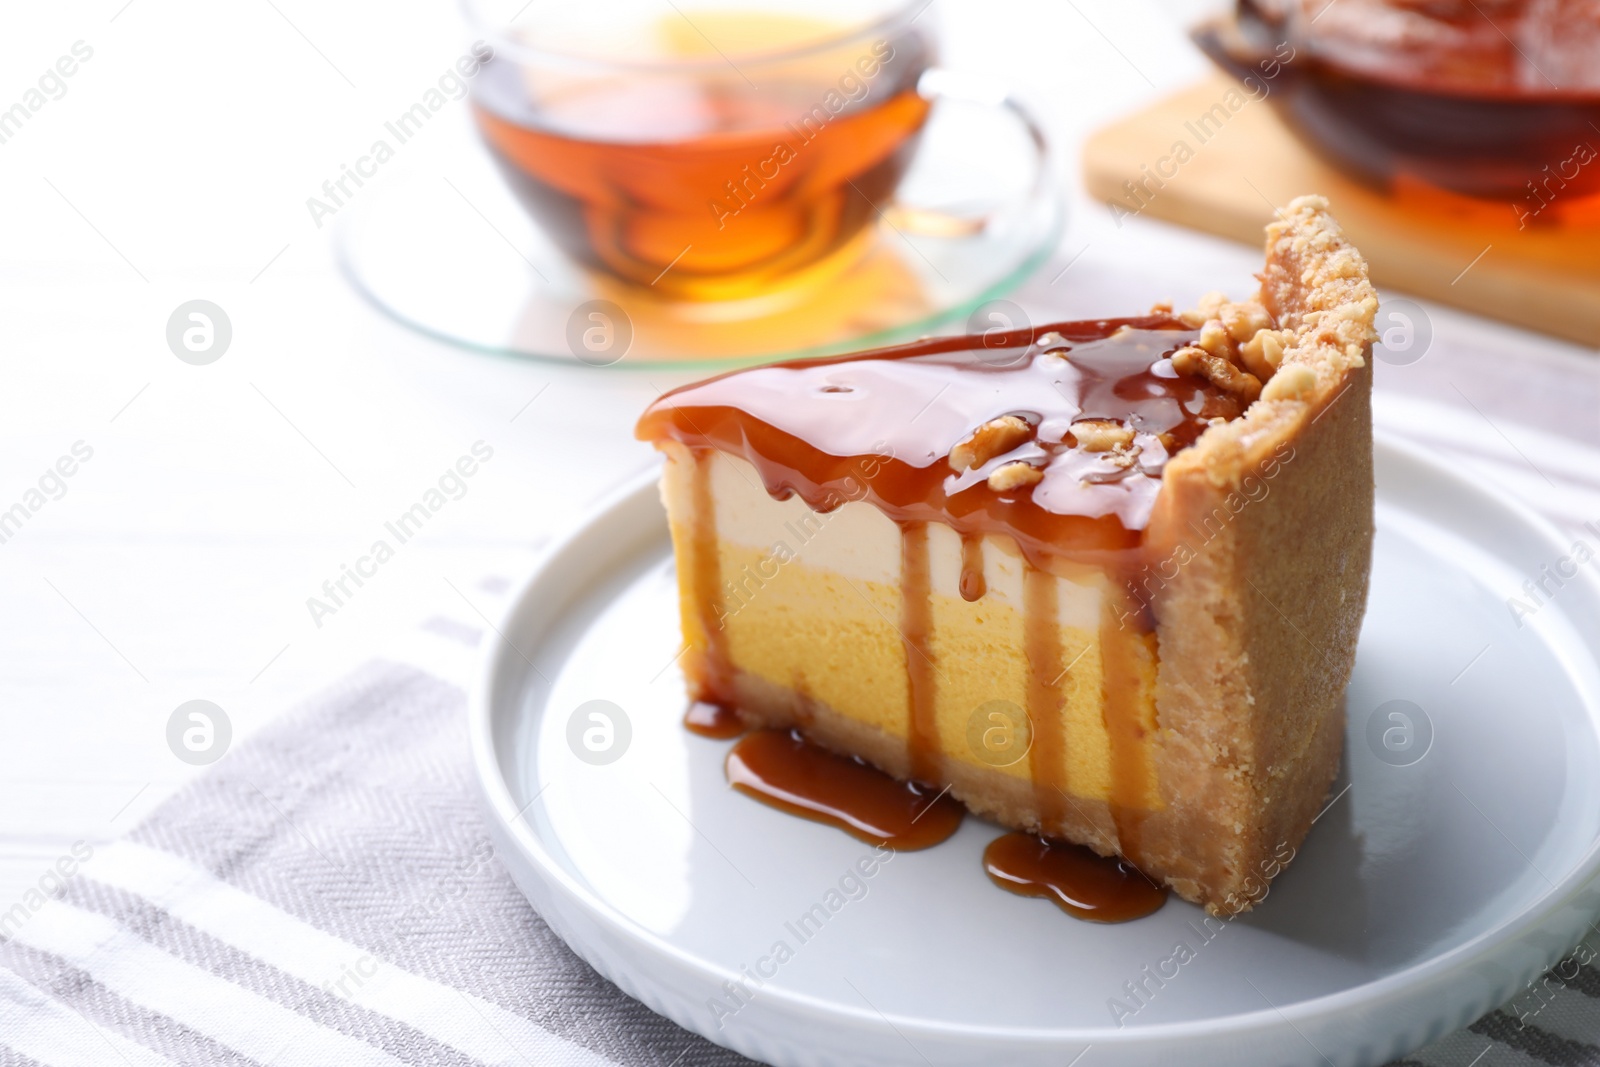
[3,396,1600,1067]
[0,655,748,1067]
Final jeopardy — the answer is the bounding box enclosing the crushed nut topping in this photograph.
[1239,328,1289,379]
[1197,319,1236,361]
[944,284,1320,501]
[1171,345,1263,403]
[1071,418,1135,453]
[1105,449,1139,469]
[1169,293,1292,407]
[949,415,1032,472]
[987,461,1043,492]
[1220,301,1272,344]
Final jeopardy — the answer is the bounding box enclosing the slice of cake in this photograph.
[636,195,1379,915]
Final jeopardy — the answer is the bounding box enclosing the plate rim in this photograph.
[469,431,1600,1049]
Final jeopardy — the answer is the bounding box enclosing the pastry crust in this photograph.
[1141,195,1379,912]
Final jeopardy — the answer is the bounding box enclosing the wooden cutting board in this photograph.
[1083,75,1600,348]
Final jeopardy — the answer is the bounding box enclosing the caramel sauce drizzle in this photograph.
[727,729,964,850]
[899,521,941,784]
[636,315,1232,574]
[984,831,1166,922]
[958,532,986,602]
[1023,566,1069,835]
[683,702,745,739]
[723,729,1161,923]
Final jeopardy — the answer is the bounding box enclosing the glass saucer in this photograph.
[335,91,1065,370]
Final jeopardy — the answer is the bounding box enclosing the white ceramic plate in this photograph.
[471,435,1600,1067]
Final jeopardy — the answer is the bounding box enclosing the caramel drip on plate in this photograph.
[984,831,1166,922]
[1023,565,1069,835]
[687,450,731,698]
[683,702,745,739]
[727,730,964,850]
[958,532,986,602]
[1100,587,1149,856]
[899,521,940,784]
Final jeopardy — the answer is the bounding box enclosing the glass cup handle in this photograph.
[885,67,1057,238]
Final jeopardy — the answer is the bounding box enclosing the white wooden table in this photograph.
[1,0,1594,910]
